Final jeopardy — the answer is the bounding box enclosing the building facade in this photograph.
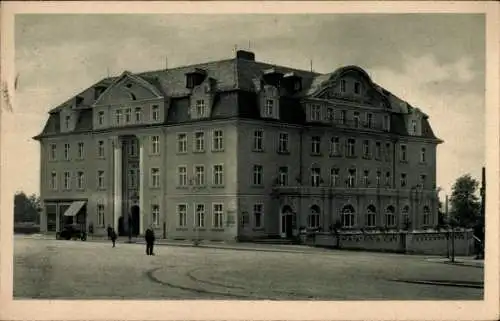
[35,50,443,241]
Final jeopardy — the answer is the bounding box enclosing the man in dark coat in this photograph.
[111,229,117,248]
[145,225,155,255]
[107,225,112,240]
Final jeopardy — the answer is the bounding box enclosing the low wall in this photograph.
[307,229,475,256]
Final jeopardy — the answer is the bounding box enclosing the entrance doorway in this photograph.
[281,205,295,239]
[130,205,140,236]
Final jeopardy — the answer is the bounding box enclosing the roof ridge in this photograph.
[137,58,236,76]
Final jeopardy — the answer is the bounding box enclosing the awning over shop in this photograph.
[63,201,86,217]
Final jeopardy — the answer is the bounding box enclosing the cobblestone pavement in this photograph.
[13,236,484,300]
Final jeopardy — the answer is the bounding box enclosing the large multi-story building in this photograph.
[35,50,442,241]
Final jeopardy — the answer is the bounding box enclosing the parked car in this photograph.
[56,224,87,241]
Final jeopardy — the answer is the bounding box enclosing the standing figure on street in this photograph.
[107,225,112,240]
[145,226,156,255]
[111,229,117,248]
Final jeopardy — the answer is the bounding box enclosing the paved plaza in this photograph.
[13,235,483,300]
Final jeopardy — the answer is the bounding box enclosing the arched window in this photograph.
[385,205,396,227]
[423,206,431,226]
[308,205,320,229]
[401,205,410,228]
[341,205,355,228]
[366,205,376,227]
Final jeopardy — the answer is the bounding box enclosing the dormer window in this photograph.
[411,119,417,134]
[151,105,159,121]
[383,115,391,131]
[294,80,302,91]
[186,68,207,89]
[265,99,274,117]
[196,99,206,118]
[353,112,360,128]
[115,109,122,125]
[339,110,346,125]
[65,115,70,129]
[75,96,84,106]
[135,107,142,122]
[311,105,321,121]
[326,107,334,121]
[354,82,361,94]
[340,79,346,93]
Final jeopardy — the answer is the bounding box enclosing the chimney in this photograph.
[236,50,255,61]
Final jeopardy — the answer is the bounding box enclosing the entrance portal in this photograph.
[131,205,140,236]
[281,205,295,239]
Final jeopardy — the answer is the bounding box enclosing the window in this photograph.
[125,108,132,123]
[401,173,406,187]
[366,113,373,128]
[76,171,85,189]
[97,170,105,189]
[265,99,274,116]
[213,165,224,186]
[383,115,391,131]
[311,105,321,121]
[213,204,224,228]
[151,136,160,155]
[177,133,187,153]
[65,115,70,129]
[177,166,187,186]
[98,111,105,125]
[152,204,160,226]
[212,130,224,151]
[278,166,288,186]
[346,138,356,157]
[77,142,84,159]
[97,203,105,227]
[366,205,376,227]
[353,112,360,128]
[376,170,381,186]
[330,137,340,156]
[375,142,381,159]
[330,168,340,187]
[253,204,263,228]
[326,107,334,121]
[194,131,205,152]
[49,171,57,190]
[385,171,391,187]
[253,130,264,151]
[253,165,263,185]
[97,140,105,158]
[400,145,407,162]
[347,169,356,188]
[385,206,396,227]
[150,168,160,188]
[128,167,138,188]
[385,142,391,161]
[278,133,289,153]
[308,206,320,229]
[420,147,426,163]
[340,79,346,93]
[135,107,142,122]
[402,206,410,228]
[420,174,427,188]
[411,119,417,134]
[49,144,57,160]
[423,206,431,226]
[363,170,369,186]
[339,110,346,124]
[363,140,370,158]
[129,140,137,156]
[151,105,159,121]
[64,143,70,160]
[63,171,71,190]
[311,136,321,155]
[310,167,321,187]
[195,100,206,117]
[195,204,205,228]
[194,165,205,186]
[177,204,187,227]
[354,81,361,94]
[115,109,122,125]
[341,205,355,228]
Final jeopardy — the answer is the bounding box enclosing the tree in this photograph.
[437,199,446,227]
[13,191,41,224]
[449,174,480,227]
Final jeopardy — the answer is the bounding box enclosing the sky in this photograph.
[11,13,485,198]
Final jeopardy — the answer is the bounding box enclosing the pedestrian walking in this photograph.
[107,225,112,240]
[145,226,155,255]
[111,229,117,248]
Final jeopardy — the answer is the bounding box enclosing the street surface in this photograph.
[13,235,483,300]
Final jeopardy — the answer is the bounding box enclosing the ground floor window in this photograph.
[195,204,205,228]
[385,206,396,227]
[253,204,263,228]
[308,205,320,229]
[341,205,355,228]
[152,204,160,226]
[213,204,224,228]
[365,205,376,227]
[97,204,105,227]
[177,204,187,227]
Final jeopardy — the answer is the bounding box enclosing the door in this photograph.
[131,205,140,236]
[285,215,293,238]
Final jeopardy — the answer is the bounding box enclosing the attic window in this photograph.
[294,79,302,91]
[340,80,346,93]
[126,83,133,88]
[354,82,361,94]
